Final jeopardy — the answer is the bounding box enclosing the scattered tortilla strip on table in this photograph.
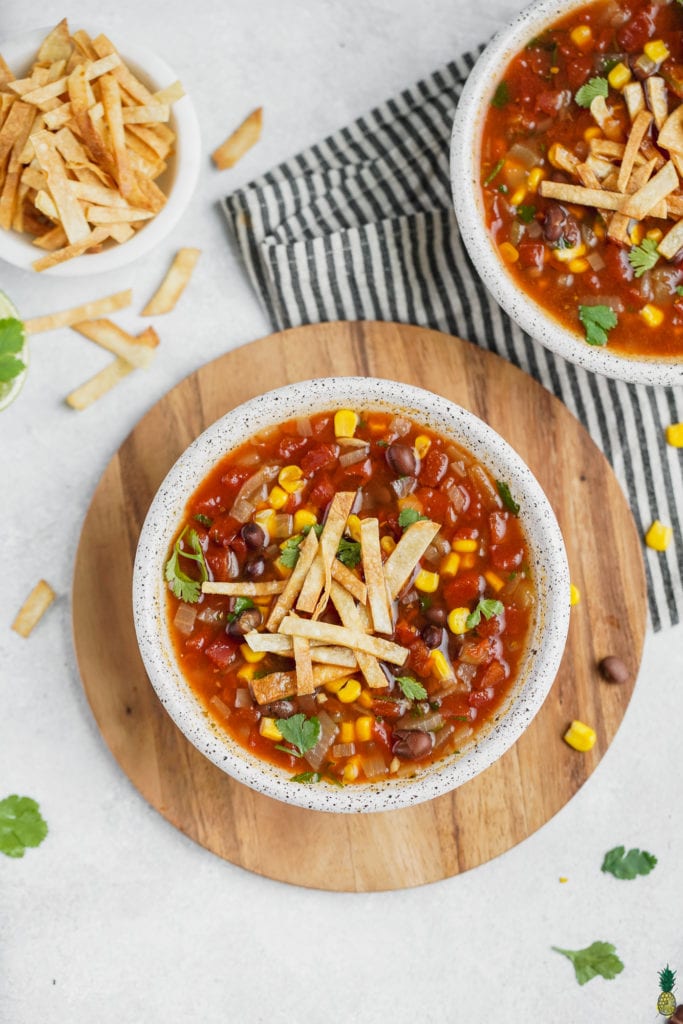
[212,107,263,170]
[11,580,57,638]
[24,289,133,333]
[65,355,134,410]
[71,320,159,369]
[141,247,201,315]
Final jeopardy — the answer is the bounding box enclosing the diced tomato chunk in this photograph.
[420,450,449,487]
[416,486,452,524]
[503,606,528,638]
[342,457,372,480]
[491,544,524,572]
[277,434,310,461]
[535,90,565,116]
[372,719,393,753]
[184,624,215,652]
[395,620,420,646]
[616,7,656,52]
[307,472,336,510]
[489,511,508,543]
[517,241,545,271]
[408,637,433,678]
[209,514,241,547]
[206,548,230,581]
[220,466,251,491]
[564,54,593,91]
[370,698,407,720]
[478,660,507,689]
[204,637,240,669]
[301,443,338,477]
[443,572,485,606]
[468,686,495,708]
[475,614,503,639]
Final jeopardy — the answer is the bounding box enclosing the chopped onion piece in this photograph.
[337,436,368,448]
[468,465,502,511]
[455,662,477,688]
[508,142,541,169]
[226,548,240,579]
[231,497,256,524]
[235,450,262,467]
[433,722,455,750]
[332,742,356,758]
[271,513,293,539]
[395,710,444,732]
[234,688,252,708]
[389,416,411,437]
[209,695,231,719]
[339,445,370,467]
[445,482,469,514]
[359,743,388,779]
[586,252,605,272]
[295,416,313,437]
[230,464,280,522]
[197,605,226,625]
[304,709,338,770]
[390,476,416,499]
[173,603,197,635]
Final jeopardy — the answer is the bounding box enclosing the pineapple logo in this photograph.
[658,965,677,1017]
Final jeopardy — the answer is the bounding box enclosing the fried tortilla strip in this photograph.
[622,81,646,121]
[121,104,170,124]
[32,225,110,271]
[100,73,136,200]
[293,636,315,696]
[31,130,90,243]
[305,491,356,618]
[11,580,57,638]
[92,34,155,104]
[67,63,110,169]
[617,109,652,193]
[331,558,366,604]
[244,631,358,667]
[36,18,72,63]
[620,160,678,219]
[267,527,319,632]
[658,217,683,260]
[202,580,287,597]
[383,519,440,600]
[0,101,34,171]
[85,204,154,223]
[212,107,263,170]
[0,54,14,89]
[359,517,393,635]
[141,247,201,315]
[0,107,36,230]
[24,289,133,333]
[32,224,68,251]
[251,670,297,705]
[657,105,683,154]
[590,95,622,140]
[644,77,668,132]
[279,613,408,666]
[65,356,134,411]
[71,320,159,369]
[22,54,121,108]
[329,582,388,689]
[539,180,624,211]
[589,138,626,160]
[153,81,185,105]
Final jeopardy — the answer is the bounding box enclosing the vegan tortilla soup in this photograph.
[164,408,535,788]
[480,0,683,360]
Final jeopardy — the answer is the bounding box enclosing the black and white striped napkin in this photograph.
[223,50,683,631]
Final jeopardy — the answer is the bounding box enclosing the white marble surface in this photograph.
[2,2,681,1022]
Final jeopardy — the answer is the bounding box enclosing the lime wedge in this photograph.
[0,290,28,412]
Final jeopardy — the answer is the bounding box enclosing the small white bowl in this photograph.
[0,25,201,277]
[451,0,683,388]
[133,377,570,814]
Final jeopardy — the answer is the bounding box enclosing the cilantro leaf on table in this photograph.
[628,238,660,278]
[276,713,321,757]
[552,941,624,985]
[601,845,657,879]
[165,527,209,603]
[578,304,618,347]
[575,76,609,108]
[0,795,48,858]
[467,598,504,629]
[398,507,428,530]
[496,479,520,515]
[397,676,428,701]
[491,81,510,108]
[0,318,26,384]
[337,537,361,569]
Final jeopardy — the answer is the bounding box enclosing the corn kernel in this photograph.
[608,61,632,90]
[629,222,645,246]
[274,556,292,578]
[380,534,396,556]
[563,720,596,752]
[278,465,304,493]
[414,434,431,458]
[397,495,423,514]
[510,186,527,208]
[325,677,349,694]
[441,551,460,577]
[430,649,452,680]
[389,757,401,774]
[559,876,569,884]
[645,227,664,243]
[645,519,672,551]
[552,241,587,264]
[347,514,363,543]
[499,241,519,264]
[342,757,360,783]
[665,422,683,447]
[254,508,275,536]
[237,663,258,683]
[639,304,664,328]
[293,509,317,532]
[583,126,602,142]
[453,538,478,553]
[644,39,669,63]
[269,485,288,509]
[415,569,439,593]
[355,716,374,742]
[259,717,283,742]
[334,409,359,438]
[569,583,581,606]
[568,257,590,274]
[484,570,504,593]
[460,553,477,569]
[448,607,470,635]
[339,721,355,744]
[338,678,362,704]
[357,689,373,709]
[593,220,606,240]
[570,24,592,48]
[527,167,545,192]
[240,644,266,664]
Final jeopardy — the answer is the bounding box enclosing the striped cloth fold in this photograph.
[223,50,683,631]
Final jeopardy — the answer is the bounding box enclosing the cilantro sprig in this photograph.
[552,941,624,985]
[467,598,504,629]
[275,713,321,757]
[574,76,608,108]
[165,527,209,603]
[601,845,657,879]
[0,795,48,858]
[0,318,26,386]
[279,524,324,569]
[396,676,428,701]
[578,304,618,347]
[628,237,660,278]
[491,81,510,108]
[496,480,520,515]
[398,507,428,530]
[337,537,361,569]
[227,597,255,623]
[517,204,537,223]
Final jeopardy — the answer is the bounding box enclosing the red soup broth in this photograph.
[481,0,683,359]
[165,409,535,788]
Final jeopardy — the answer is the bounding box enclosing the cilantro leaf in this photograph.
[517,204,537,223]
[676,285,683,296]
[280,534,304,569]
[628,237,660,278]
[491,81,510,108]
[467,598,504,629]
[0,795,48,858]
[496,479,520,515]
[575,76,608,108]
[578,304,618,347]
[398,507,428,530]
[552,941,624,985]
[0,353,26,383]
[397,676,428,701]
[164,527,209,603]
[276,713,321,757]
[484,158,505,186]
[290,770,321,784]
[337,537,361,569]
[194,513,213,528]
[227,597,255,623]
[601,845,657,879]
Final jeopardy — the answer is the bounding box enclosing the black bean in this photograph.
[543,204,581,248]
[260,700,296,719]
[424,605,447,626]
[598,655,630,684]
[421,624,443,649]
[227,607,262,636]
[392,729,434,761]
[241,522,265,550]
[386,443,417,477]
[243,556,265,580]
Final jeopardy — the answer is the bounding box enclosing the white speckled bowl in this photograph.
[0,25,201,276]
[133,377,570,813]
[451,0,683,388]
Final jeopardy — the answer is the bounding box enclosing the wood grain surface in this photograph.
[72,322,647,891]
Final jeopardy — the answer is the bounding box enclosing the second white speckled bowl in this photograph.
[133,377,570,813]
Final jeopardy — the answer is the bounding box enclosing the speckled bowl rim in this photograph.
[450,0,683,389]
[133,377,570,814]
[0,25,201,277]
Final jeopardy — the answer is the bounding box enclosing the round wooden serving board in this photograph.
[72,322,646,891]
